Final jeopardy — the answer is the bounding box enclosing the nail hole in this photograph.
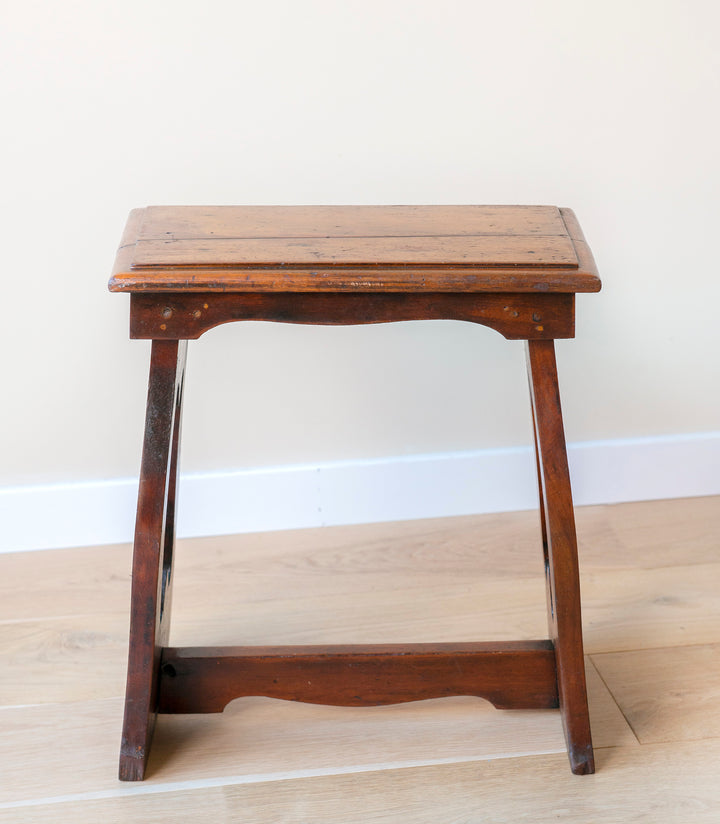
[162,663,177,678]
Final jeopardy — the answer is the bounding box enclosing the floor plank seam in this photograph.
[0,750,569,809]
[0,696,123,712]
[586,656,642,746]
[582,559,720,574]
[3,498,719,814]
[0,613,129,626]
[591,640,720,657]
[628,732,720,747]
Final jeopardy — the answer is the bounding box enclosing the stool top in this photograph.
[109,205,600,294]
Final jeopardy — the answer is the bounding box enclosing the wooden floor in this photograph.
[1,496,719,822]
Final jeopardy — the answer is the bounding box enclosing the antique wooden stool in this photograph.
[110,205,601,780]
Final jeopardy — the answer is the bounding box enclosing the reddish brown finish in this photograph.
[526,340,594,775]
[128,291,575,341]
[112,205,599,781]
[158,642,559,713]
[119,339,186,782]
[109,205,601,294]
[135,204,574,240]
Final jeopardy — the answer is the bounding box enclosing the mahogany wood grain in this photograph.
[558,207,599,280]
[128,291,575,341]
[130,235,579,268]
[136,204,573,239]
[109,205,601,294]
[119,340,186,782]
[529,377,551,626]
[112,205,599,780]
[114,267,595,295]
[157,642,559,714]
[526,340,594,775]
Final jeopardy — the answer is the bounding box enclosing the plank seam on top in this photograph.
[109,205,601,292]
[129,240,580,269]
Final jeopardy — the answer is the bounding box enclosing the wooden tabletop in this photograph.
[109,205,600,294]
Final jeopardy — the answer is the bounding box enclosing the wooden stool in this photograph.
[109,205,601,780]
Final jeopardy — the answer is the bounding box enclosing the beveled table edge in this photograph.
[108,206,601,294]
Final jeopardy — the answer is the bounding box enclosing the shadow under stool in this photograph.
[109,204,601,780]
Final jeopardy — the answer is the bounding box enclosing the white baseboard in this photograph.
[1,432,718,553]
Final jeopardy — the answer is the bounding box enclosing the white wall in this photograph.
[1,1,719,549]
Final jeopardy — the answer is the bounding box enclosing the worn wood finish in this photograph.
[119,339,186,782]
[526,340,594,775]
[157,641,559,713]
[109,205,601,294]
[111,205,599,780]
[129,291,575,340]
[130,234,580,268]
[135,204,574,239]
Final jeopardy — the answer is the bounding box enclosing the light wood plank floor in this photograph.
[1,496,718,822]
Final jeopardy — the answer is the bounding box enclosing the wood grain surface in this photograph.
[136,205,572,239]
[127,291,576,340]
[109,205,601,293]
[157,641,559,713]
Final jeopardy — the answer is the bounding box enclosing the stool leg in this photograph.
[526,340,594,775]
[530,396,550,582]
[119,339,187,781]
